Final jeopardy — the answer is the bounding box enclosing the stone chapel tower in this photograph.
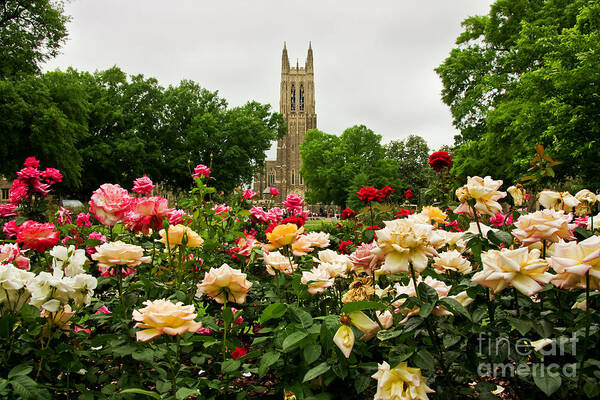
[254,43,317,202]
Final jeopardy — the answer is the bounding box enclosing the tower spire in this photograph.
[306,42,313,71]
[281,42,289,72]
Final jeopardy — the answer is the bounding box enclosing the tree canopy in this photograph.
[0,0,69,77]
[300,126,432,208]
[436,0,600,188]
[0,67,286,198]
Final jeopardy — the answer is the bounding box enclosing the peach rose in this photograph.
[551,235,600,289]
[454,176,506,217]
[91,241,150,270]
[158,224,204,248]
[512,209,575,245]
[196,263,252,304]
[89,183,133,226]
[263,251,297,275]
[433,250,472,274]
[265,223,304,250]
[302,232,330,248]
[301,266,334,295]
[132,299,203,341]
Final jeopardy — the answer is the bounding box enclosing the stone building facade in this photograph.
[253,43,316,203]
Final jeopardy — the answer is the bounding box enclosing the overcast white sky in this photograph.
[45,0,495,154]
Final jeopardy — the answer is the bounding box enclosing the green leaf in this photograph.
[302,362,330,383]
[289,306,313,328]
[303,344,322,365]
[221,359,241,373]
[412,349,435,371]
[132,349,154,363]
[222,306,233,328]
[438,297,471,320]
[533,368,561,396]
[119,388,161,399]
[341,301,385,314]
[487,230,514,247]
[259,303,287,324]
[8,364,33,379]
[10,375,38,399]
[282,331,308,352]
[176,387,200,400]
[377,329,403,341]
[354,374,370,394]
[419,303,435,318]
[258,351,280,377]
[508,317,533,335]
[417,283,438,303]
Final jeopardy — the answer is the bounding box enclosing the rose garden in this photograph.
[2,0,600,399]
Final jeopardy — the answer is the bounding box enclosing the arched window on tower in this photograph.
[300,85,304,111]
[299,174,303,185]
[291,169,295,185]
[290,85,296,111]
[268,170,275,186]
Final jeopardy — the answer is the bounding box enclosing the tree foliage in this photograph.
[0,0,69,77]
[300,125,409,208]
[0,67,285,198]
[436,0,600,188]
[385,135,433,190]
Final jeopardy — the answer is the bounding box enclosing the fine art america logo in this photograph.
[477,332,578,378]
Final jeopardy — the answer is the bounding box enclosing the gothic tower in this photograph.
[254,43,317,202]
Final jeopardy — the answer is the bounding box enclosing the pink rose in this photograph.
[282,194,304,215]
[89,183,133,226]
[192,164,210,179]
[249,206,269,224]
[16,167,41,182]
[86,231,107,255]
[3,220,19,238]
[56,207,72,225]
[95,305,111,314]
[349,242,383,275]
[270,187,279,196]
[9,179,28,205]
[213,204,231,215]
[16,221,59,253]
[0,204,17,218]
[76,213,92,227]
[167,209,189,225]
[132,175,154,195]
[31,179,50,196]
[23,157,40,168]
[0,243,30,270]
[242,189,257,201]
[266,207,284,223]
[41,168,62,184]
[74,326,91,334]
[125,196,172,234]
[489,213,505,227]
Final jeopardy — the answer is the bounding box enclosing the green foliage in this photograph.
[437,0,600,188]
[0,0,69,78]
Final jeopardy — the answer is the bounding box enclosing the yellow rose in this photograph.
[420,206,447,224]
[132,299,203,342]
[372,361,434,400]
[266,223,303,250]
[196,263,253,304]
[158,224,204,248]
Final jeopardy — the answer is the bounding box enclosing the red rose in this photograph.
[379,185,395,200]
[231,345,248,360]
[396,209,415,218]
[281,215,306,227]
[341,208,356,219]
[357,187,380,203]
[404,189,414,199]
[338,240,354,254]
[428,151,452,172]
[16,220,59,253]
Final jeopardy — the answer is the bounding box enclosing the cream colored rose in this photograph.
[472,248,553,296]
[507,185,526,207]
[372,218,438,274]
[302,232,330,248]
[436,230,467,252]
[551,235,600,290]
[372,361,434,400]
[333,324,354,358]
[196,263,252,304]
[291,236,314,257]
[433,250,472,274]
[158,224,204,248]
[574,189,597,217]
[92,241,151,269]
[263,251,296,275]
[512,209,575,245]
[132,299,203,341]
[538,190,579,213]
[392,276,455,324]
[376,310,394,329]
[454,176,506,217]
[301,266,334,294]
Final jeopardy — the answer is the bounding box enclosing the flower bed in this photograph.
[0,158,599,399]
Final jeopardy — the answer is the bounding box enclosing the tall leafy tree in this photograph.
[0,0,69,77]
[436,0,600,187]
[385,134,432,190]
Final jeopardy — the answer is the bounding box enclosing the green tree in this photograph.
[436,0,600,187]
[385,134,432,190]
[300,125,401,208]
[0,0,69,77]
[0,70,88,189]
